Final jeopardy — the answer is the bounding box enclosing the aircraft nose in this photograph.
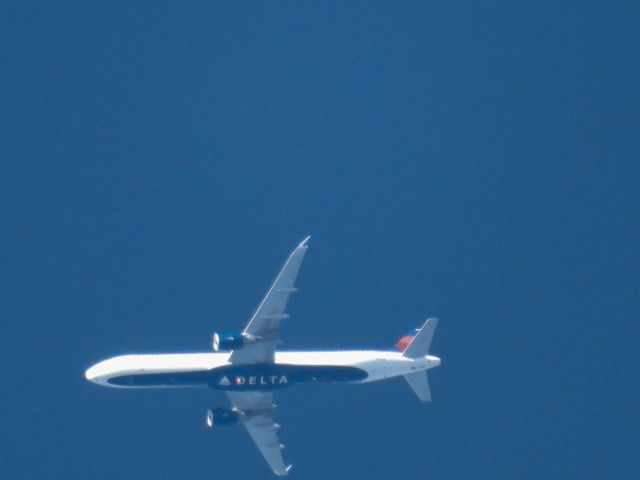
[85,364,100,382]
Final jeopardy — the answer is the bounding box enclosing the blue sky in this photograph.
[2,1,639,478]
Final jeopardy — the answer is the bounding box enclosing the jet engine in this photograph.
[212,332,244,351]
[206,408,240,427]
[212,332,261,351]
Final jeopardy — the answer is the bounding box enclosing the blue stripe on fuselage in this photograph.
[107,364,368,390]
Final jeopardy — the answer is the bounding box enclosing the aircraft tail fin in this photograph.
[403,371,432,402]
[402,318,438,358]
[394,328,420,353]
[395,318,439,402]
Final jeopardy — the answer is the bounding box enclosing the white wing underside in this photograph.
[222,237,310,475]
[226,391,291,476]
[229,236,310,364]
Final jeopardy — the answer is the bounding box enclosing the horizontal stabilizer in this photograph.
[403,371,432,402]
[403,318,438,359]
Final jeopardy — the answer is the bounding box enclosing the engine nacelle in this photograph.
[206,408,240,427]
[212,332,245,351]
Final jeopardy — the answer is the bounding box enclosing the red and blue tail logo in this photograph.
[394,328,420,352]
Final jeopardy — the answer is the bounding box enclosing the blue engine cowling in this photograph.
[206,408,240,427]
[212,332,245,351]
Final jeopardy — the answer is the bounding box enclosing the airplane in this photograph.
[85,236,441,475]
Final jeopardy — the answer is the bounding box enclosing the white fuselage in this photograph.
[85,350,441,390]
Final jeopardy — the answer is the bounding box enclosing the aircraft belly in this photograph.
[356,358,423,383]
[107,363,368,390]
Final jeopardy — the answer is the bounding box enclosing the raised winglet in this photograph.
[299,235,311,248]
[275,464,293,476]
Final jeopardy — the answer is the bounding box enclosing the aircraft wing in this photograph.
[229,236,310,364]
[226,391,291,476]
